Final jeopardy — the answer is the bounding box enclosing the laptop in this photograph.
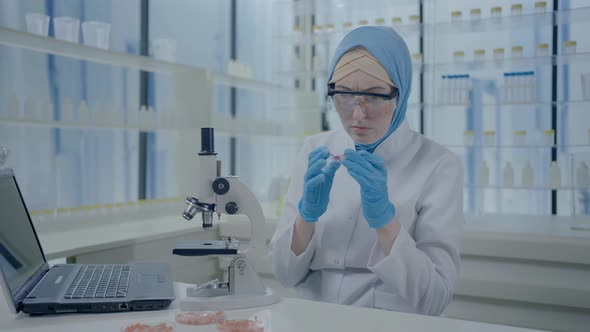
[0,168,175,315]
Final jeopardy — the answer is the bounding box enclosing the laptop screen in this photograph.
[0,171,46,304]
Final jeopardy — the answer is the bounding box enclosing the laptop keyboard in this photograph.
[65,265,131,299]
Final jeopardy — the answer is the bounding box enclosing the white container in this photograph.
[474,49,485,61]
[82,21,110,49]
[549,161,561,189]
[577,162,590,188]
[542,129,555,146]
[54,16,80,42]
[25,13,50,36]
[479,160,489,186]
[581,73,590,100]
[564,40,577,55]
[522,160,535,188]
[503,162,514,187]
[514,130,527,145]
[493,48,505,61]
[511,4,523,15]
[491,6,503,19]
[483,131,496,146]
[464,130,475,146]
[512,46,523,58]
[536,43,549,57]
[535,1,547,14]
[78,101,89,124]
[151,38,177,62]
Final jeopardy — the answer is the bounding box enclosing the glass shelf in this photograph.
[0,27,298,94]
[272,8,590,44]
[427,100,590,108]
[447,144,590,149]
[0,115,177,132]
[425,52,590,71]
[465,184,587,191]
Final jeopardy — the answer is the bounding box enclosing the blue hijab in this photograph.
[327,26,412,153]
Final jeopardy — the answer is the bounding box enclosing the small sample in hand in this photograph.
[331,153,344,161]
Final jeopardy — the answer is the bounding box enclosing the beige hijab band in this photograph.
[328,48,393,86]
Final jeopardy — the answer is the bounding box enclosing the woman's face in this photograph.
[332,70,397,144]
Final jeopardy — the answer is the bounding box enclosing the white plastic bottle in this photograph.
[577,162,589,189]
[549,161,561,189]
[503,162,514,187]
[522,160,535,188]
[479,160,490,186]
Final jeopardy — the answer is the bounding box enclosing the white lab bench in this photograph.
[31,211,590,332]
[0,282,546,332]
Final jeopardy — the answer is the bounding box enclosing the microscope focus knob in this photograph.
[212,178,230,195]
[225,202,239,215]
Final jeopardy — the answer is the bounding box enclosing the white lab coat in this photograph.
[269,120,463,316]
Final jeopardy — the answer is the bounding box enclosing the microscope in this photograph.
[173,128,279,311]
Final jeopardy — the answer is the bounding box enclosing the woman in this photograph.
[269,26,463,316]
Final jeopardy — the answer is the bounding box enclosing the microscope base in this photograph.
[179,288,280,311]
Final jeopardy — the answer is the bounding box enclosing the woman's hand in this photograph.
[297,146,341,222]
[342,149,396,229]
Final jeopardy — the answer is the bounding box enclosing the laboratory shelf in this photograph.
[464,185,587,191]
[0,116,175,132]
[273,70,329,78]
[447,144,590,149]
[429,100,590,107]
[272,7,590,44]
[211,113,299,138]
[0,27,298,94]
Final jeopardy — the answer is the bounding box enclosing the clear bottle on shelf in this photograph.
[503,162,514,188]
[490,6,503,20]
[577,162,590,189]
[24,97,36,121]
[503,72,512,103]
[511,4,523,15]
[474,49,486,61]
[470,8,482,21]
[439,75,448,104]
[479,160,490,186]
[512,45,523,58]
[483,130,496,146]
[451,11,462,22]
[412,53,423,64]
[514,130,527,145]
[392,17,402,25]
[564,40,577,55]
[78,101,89,124]
[41,99,52,122]
[535,1,547,14]
[325,23,335,33]
[536,43,549,57]
[7,95,19,119]
[375,18,385,26]
[313,25,323,34]
[453,51,465,63]
[522,160,535,188]
[582,73,590,100]
[528,71,536,102]
[343,21,353,31]
[358,19,369,26]
[409,15,420,25]
[62,98,74,123]
[542,129,555,146]
[549,161,561,189]
[493,48,505,61]
[464,130,475,146]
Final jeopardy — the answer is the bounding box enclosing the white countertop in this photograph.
[0,282,545,332]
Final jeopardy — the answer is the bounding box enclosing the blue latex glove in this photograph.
[298,146,341,222]
[342,149,396,229]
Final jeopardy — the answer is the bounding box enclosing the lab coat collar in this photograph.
[373,120,412,163]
